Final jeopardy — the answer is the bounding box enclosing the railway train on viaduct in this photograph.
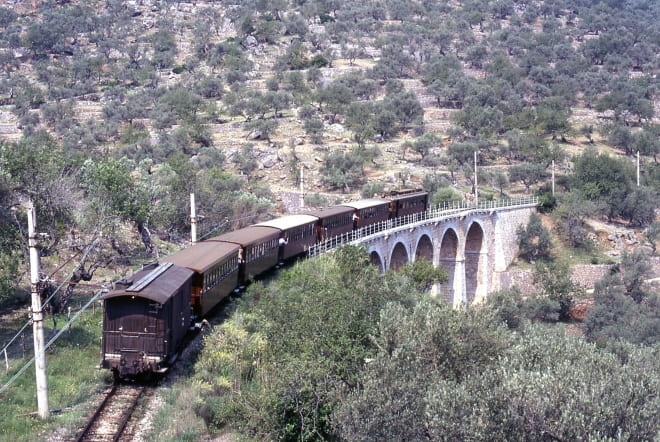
[100,190,428,379]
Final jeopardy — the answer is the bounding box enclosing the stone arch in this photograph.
[370,251,384,272]
[390,242,409,271]
[414,234,433,263]
[439,228,459,304]
[465,221,485,304]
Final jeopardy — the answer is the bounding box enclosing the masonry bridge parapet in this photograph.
[308,197,538,306]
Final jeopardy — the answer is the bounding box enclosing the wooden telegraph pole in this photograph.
[27,201,49,419]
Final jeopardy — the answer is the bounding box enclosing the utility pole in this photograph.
[190,193,197,244]
[299,165,305,210]
[637,151,640,187]
[27,201,49,419]
[552,160,555,196]
[474,151,478,205]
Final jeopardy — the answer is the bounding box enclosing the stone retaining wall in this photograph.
[496,256,660,296]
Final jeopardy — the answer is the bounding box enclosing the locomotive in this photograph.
[100,190,428,378]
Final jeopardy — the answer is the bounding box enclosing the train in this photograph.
[100,190,428,378]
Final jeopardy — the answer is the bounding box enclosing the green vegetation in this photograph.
[1,0,658,296]
[0,309,112,442]
[149,246,658,441]
[516,212,552,262]
[0,0,658,439]
[584,250,658,345]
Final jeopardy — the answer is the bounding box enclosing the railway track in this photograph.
[74,383,147,442]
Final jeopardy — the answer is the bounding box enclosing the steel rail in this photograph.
[74,384,146,442]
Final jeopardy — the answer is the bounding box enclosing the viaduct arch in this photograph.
[344,200,537,306]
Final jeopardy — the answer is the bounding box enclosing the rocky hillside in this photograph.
[0,0,658,294]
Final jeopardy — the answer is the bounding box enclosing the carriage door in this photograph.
[146,302,164,355]
[118,299,145,357]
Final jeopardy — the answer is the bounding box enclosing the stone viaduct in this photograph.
[310,197,538,307]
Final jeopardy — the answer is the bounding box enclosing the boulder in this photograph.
[247,130,263,140]
[328,123,345,134]
[244,35,258,48]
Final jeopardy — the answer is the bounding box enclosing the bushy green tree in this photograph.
[425,327,658,441]
[534,96,572,141]
[530,260,581,321]
[485,287,526,330]
[0,180,20,302]
[193,246,423,440]
[333,300,510,440]
[321,149,365,192]
[344,101,375,147]
[620,186,657,227]
[583,249,657,346]
[275,40,310,70]
[302,115,324,144]
[646,221,660,255]
[232,143,258,178]
[336,317,659,441]
[404,133,438,162]
[572,149,633,204]
[399,258,448,292]
[80,157,153,251]
[147,153,197,236]
[0,132,76,253]
[553,191,597,249]
[150,27,178,69]
[516,212,552,262]
[509,163,546,192]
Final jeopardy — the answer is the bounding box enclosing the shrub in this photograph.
[516,212,552,262]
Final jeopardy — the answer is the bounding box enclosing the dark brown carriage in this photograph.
[341,198,391,229]
[303,206,354,241]
[387,189,429,218]
[209,226,280,282]
[100,263,193,378]
[162,241,241,317]
[256,214,319,260]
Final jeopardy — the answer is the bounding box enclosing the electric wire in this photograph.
[0,288,104,395]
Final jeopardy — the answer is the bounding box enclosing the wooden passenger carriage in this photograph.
[341,198,391,228]
[303,206,354,240]
[210,226,280,281]
[100,263,193,378]
[387,189,429,218]
[162,241,240,316]
[256,214,319,260]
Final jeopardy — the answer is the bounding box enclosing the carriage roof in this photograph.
[255,214,319,230]
[101,263,193,304]
[340,198,390,210]
[208,225,280,246]
[162,241,240,273]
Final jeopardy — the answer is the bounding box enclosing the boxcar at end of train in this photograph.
[100,262,193,379]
